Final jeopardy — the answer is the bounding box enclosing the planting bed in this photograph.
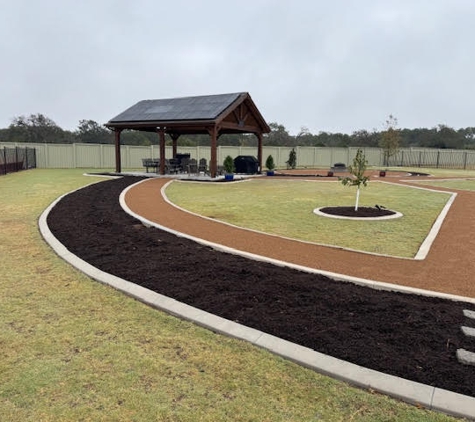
[47,176,475,398]
[319,206,396,218]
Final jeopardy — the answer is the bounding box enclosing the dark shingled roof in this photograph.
[107,92,269,175]
[109,92,244,123]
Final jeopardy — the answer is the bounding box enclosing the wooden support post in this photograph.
[114,129,122,173]
[171,133,180,158]
[257,132,263,173]
[209,126,218,178]
[159,128,166,174]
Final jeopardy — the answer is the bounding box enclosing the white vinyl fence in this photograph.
[1,142,475,170]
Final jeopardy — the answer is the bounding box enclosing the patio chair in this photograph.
[187,158,198,175]
[180,157,189,173]
[165,159,179,174]
[198,158,208,174]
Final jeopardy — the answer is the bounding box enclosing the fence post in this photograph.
[15,146,19,171]
[464,151,468,170]
[436,150,440,168]
[44,143,48,168]
[71,143,76,168]
[2,147,6,175]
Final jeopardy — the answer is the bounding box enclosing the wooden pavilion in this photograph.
[105,92,270,177]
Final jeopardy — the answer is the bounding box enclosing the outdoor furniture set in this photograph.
[141,157,209,175]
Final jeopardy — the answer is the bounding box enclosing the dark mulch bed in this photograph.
[46,177,475,398]
[320,206,395,218]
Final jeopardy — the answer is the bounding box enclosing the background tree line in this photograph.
[1,113,474,150]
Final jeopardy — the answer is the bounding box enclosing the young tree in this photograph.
[340,148,369,211]
[286,148,297,169]
[380,114,400,166]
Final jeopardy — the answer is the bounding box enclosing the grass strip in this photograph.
[410,179,475,192]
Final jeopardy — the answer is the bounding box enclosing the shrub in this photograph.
[287,148,297,169]
[265,155,275,171]
[223,155,235,173]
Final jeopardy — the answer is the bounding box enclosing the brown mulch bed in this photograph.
[46,176,475,398]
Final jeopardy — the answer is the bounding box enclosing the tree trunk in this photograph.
[355,187,360,211]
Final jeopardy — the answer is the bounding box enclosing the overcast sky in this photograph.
[1,0,474,135]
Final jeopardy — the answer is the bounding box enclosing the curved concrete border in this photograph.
[38,182,475,421]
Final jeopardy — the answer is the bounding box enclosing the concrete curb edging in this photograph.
[39,184,475,421]
[415,190,457,260]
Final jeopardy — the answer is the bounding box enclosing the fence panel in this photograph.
[262,147,281,168]
[0,147,37,175]
[329,148,350,166]
[277,147,293,168]
[297,147,317,168]
[177,146,211,162]
[2,142,475,170]
[127,145,151,168]
[313,148,331,167]
[359,148,383,166]
[465,151,475,169]
[75,144,102,168]
[44,144,74,168]
[219,146,245,165]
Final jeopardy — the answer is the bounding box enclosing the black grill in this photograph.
[233,155,259,174]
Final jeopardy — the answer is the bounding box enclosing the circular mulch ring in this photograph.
[315,206,402,220]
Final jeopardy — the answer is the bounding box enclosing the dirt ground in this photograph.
[46,174,475,398]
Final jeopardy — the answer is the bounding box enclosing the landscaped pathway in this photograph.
[123,174,475,299]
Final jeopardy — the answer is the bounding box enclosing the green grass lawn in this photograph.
[410,179,475,192]
[165,179,452,258]
[390,167,475,178]
[0,169,460,421]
